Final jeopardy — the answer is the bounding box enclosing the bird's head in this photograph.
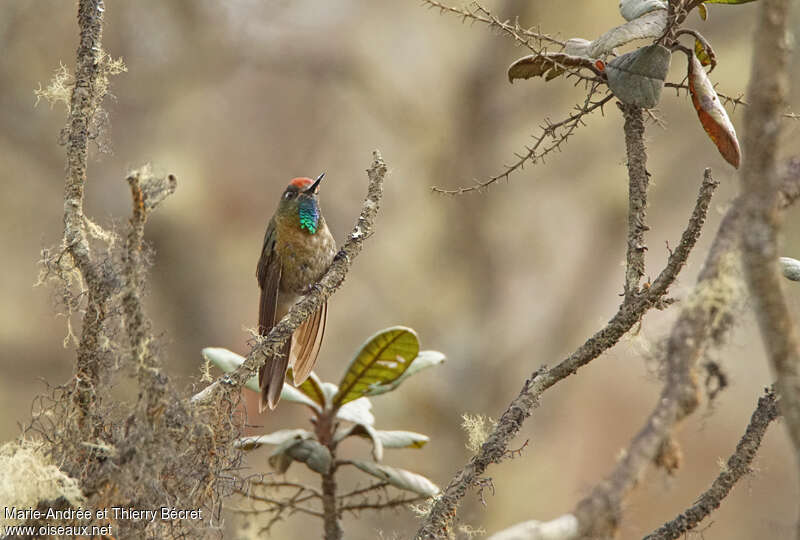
[277,173,325,234]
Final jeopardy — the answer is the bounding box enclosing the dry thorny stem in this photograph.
[421,0,565,51]
[644,389,780,540]
[233,477,426,535]
[427,0,798,197]
[420,0,800,536]
[432,86,612,194]
[416,106,720,536]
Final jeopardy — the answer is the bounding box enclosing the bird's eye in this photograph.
[283,192,294,200]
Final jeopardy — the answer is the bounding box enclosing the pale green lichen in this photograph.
[0,439,86,527]
[461,413,497,453]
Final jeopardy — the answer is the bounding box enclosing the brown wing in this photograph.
[256,218,289,411]
[290,301,327,385]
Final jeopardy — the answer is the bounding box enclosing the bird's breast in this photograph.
[275,221,336,295]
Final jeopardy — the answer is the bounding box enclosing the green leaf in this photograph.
[780,257,800,281]
[202,347,257,390]
[589,9,667,57]
[619,0,667,21]
[349,460,439,496]
[365,350,445,397]
[201,348,321,410]
[333,327,420,407]
[337,425,430,451]
[293,370,327,407]
[606,44,671,108]
[697,3,709,20]
[268,437,331,474]
[234,429,313,451]
[285,440,332,474]
[694,38,714,67]
[508,53,597,84]
[355,423,384,461]
[336,396,375,425]
[268,432,316,473]
[374,430,430,449]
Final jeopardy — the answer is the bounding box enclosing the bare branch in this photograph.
[737,4,800,537]
[432,89,612,194]
[420,0,565,50]
[415,171,718,539]
[123,167,177,416]
[664,82,799,119]
[644,389,780,540]
[620,103,650,299]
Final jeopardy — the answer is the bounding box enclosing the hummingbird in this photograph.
[256,174,336,411]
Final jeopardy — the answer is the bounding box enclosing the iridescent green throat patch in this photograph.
[298,199,319,234]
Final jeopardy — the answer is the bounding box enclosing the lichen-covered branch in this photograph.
[737,1,800,524]
[190,151,388,406]
[415,171,718,539]
[644,389,780,540]
[620,103,649,299]
[61,0,113,428]
[122,167,177,416]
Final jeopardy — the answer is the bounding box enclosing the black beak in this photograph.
[306,172,325,193]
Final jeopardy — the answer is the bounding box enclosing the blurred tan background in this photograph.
[2,1,800,538]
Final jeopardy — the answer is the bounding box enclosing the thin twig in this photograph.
[432,90,612,194]
[644,389,780,540]
[123,168,176,416]
[421,0,565,50]
[620,103,650,300]
[415,172,718,539]
[664,82,799,119]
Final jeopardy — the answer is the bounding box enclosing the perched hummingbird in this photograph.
[256,174,336,411]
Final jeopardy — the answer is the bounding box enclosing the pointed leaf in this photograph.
[365,350,445,397]
[293,370,327,407]
[591,9,667,57]
[374,430,430,449]
[333,327,420,407]
[268,437,331,474]
[202,347,257,390]
[698,3,709,20]
[619,0,667,21]
[606,44,671,108]
[268,433,314,473]
[694,38,714,67]
[508,53,597,84]
[321,382,339,405]
[336,396,375,425]
[687,53,741,168]
[780,257,800,282]
[234,429,313,451]
[285,439,332,474]
[349,460,439,496]
[280,385,323,411]
[338,426,430,450]
[201,348,322,410]
[354,423,384,461]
